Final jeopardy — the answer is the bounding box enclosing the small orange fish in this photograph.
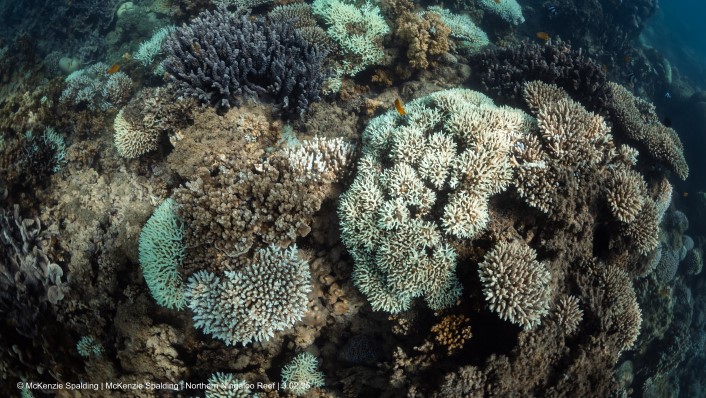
[600,64,609,73]
[494,0,501,3]
[536,32,551,41]
[394,98,406,116]
[623,54,633,63]
[192,42,201,55]
[106,63,120,74]
[683,192,689,197]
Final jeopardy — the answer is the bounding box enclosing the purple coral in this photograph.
[163,7,327,118]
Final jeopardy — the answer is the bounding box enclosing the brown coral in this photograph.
[395,11,451,70]
[606,82,689,180]
[605,169,647,223]
[431,314,472,355]
[554,295,583,335]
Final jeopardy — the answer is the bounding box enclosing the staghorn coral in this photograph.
[268,3,334,52]
[185,245,311,345]
[431,314,472,355]
[620,200,660,255]
[339,88,532,313]
[60,62,134,111]
[163,7,327,117]
[470,41,608,112]
[606,82,688,180]
[477,240,551,330]
[281,352,326,396]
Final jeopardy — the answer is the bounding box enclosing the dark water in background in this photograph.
[643,0,706,89]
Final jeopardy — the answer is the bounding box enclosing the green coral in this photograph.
[138,198,186,310]
[76,335,103,358]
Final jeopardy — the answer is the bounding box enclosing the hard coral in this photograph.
[395,10,451,69]
[606,82,689,180]
[185,245,311,345]
[163,7,327,117]
[339,88,532,313]
[478,240,551,330]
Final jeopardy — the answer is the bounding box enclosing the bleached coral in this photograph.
[206,373,257,398]
[312,0,389,76]
[185,245,311,345]
[477,240,551,330]
[113,109,159,158]
[340,88,532,313]
[134,25,176,67]
[477,0,524,25]
[60,62,133,111]
[427,7,489,52]
[281,352,325,396]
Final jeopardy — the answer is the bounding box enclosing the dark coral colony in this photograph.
[2,0,706,396]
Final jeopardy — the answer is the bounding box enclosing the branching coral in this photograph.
[60,62,134,111]
[595,264,642,353]
[606,82,688,180]
[340,88,532,313]
[427,7,488,53]
[476,0,524,25]
[514,81,658,257]
[174,134,353,259]
[554,295,583,335]
[470,41,608,111]
[477,240,551,330]
[206,373,256,398]
[281,352,326,396]
[312,0,389,77]
[163,7,327,117]
[186,245,311,345]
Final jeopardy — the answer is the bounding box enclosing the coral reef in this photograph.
[478,240,551,330]
[281,352,326,396]
[339,88,532,313]
[60,62,134,111]
[606,82,689,180]
[470,41,609,111]
[186,245,311,345]
[163,7,327,117]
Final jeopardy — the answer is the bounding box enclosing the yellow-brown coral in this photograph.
[395,11,451,69]
[431,314,472,355]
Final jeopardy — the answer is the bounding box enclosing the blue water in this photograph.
[643,0,706,89]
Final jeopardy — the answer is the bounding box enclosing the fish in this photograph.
[494,0,501,3]
[394,98,406,116]
[683,192,689,198]
[106,64,120,74]
[623,54,633,63]
[536,32,551,41]
[192,42,201,55]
